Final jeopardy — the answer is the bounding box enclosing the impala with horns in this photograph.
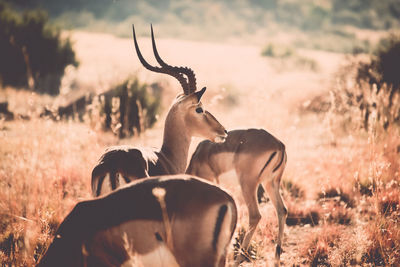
[91,25,227,196]
[186,128,287,267]
[37,176,238,267]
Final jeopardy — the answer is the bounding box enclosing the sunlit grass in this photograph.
[1,30,399,266]
[0,119,114,265]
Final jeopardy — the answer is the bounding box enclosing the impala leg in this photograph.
[234,176,261,266]
[264,171,287,267]
[122,175,131,185]
[217,246,228,267]
[95,175,106,197]
[109,170,119,191]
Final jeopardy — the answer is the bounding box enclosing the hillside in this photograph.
[6,0,400,50]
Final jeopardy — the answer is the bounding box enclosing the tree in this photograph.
[0,1,78,95]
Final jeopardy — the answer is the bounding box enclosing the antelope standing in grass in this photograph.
[38,176,238,267]
[186,128,287,267]
[91,25,227,196]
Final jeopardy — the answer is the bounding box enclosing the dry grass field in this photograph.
[1,31,399,266]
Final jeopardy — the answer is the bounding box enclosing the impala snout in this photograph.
[214,129,228,143]
[213,126,227,143]
[203,110,227,143]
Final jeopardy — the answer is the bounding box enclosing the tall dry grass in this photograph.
[0,118,118,265]
[1,31,399,266]
[298,125,400,266]
[295,68,400,265]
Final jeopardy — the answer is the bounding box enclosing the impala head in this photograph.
[174,86,227,142]
[132,24,227,142]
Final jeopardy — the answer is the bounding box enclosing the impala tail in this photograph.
[213,201,237,267]
[272,142,286,173]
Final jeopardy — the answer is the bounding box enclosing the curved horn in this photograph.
[132,25,190,95]
[181,66,197,94]
[150,25,197,94]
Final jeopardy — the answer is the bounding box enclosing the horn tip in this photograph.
[132,24,136,36]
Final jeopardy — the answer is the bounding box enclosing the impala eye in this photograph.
[195,107,203,113]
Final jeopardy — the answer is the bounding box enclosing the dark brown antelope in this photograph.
[186,128,287,267]
[37,176,238,267]
[91,25,227,196]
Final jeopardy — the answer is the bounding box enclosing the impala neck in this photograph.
[160,114,191,173]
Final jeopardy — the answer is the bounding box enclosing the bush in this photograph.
[88,77,162,138]
[356,34,400,93]
[330,34,400,132]
[261,43,294,58]
[0,1,78,95]
[261,43,319,71]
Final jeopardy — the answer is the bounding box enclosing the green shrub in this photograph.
[261,43,294,58]
[0,1,78,95]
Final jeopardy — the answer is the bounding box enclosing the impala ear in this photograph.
[194,87,206,102]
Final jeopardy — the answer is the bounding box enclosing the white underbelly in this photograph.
[122,244,179,267]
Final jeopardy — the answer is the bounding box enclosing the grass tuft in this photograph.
[376,187,400,217]
[286,202,321,226]
[302,225,343,266]
[233,227,260,263]
[282,179,305,199]
[318,187,355,208]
